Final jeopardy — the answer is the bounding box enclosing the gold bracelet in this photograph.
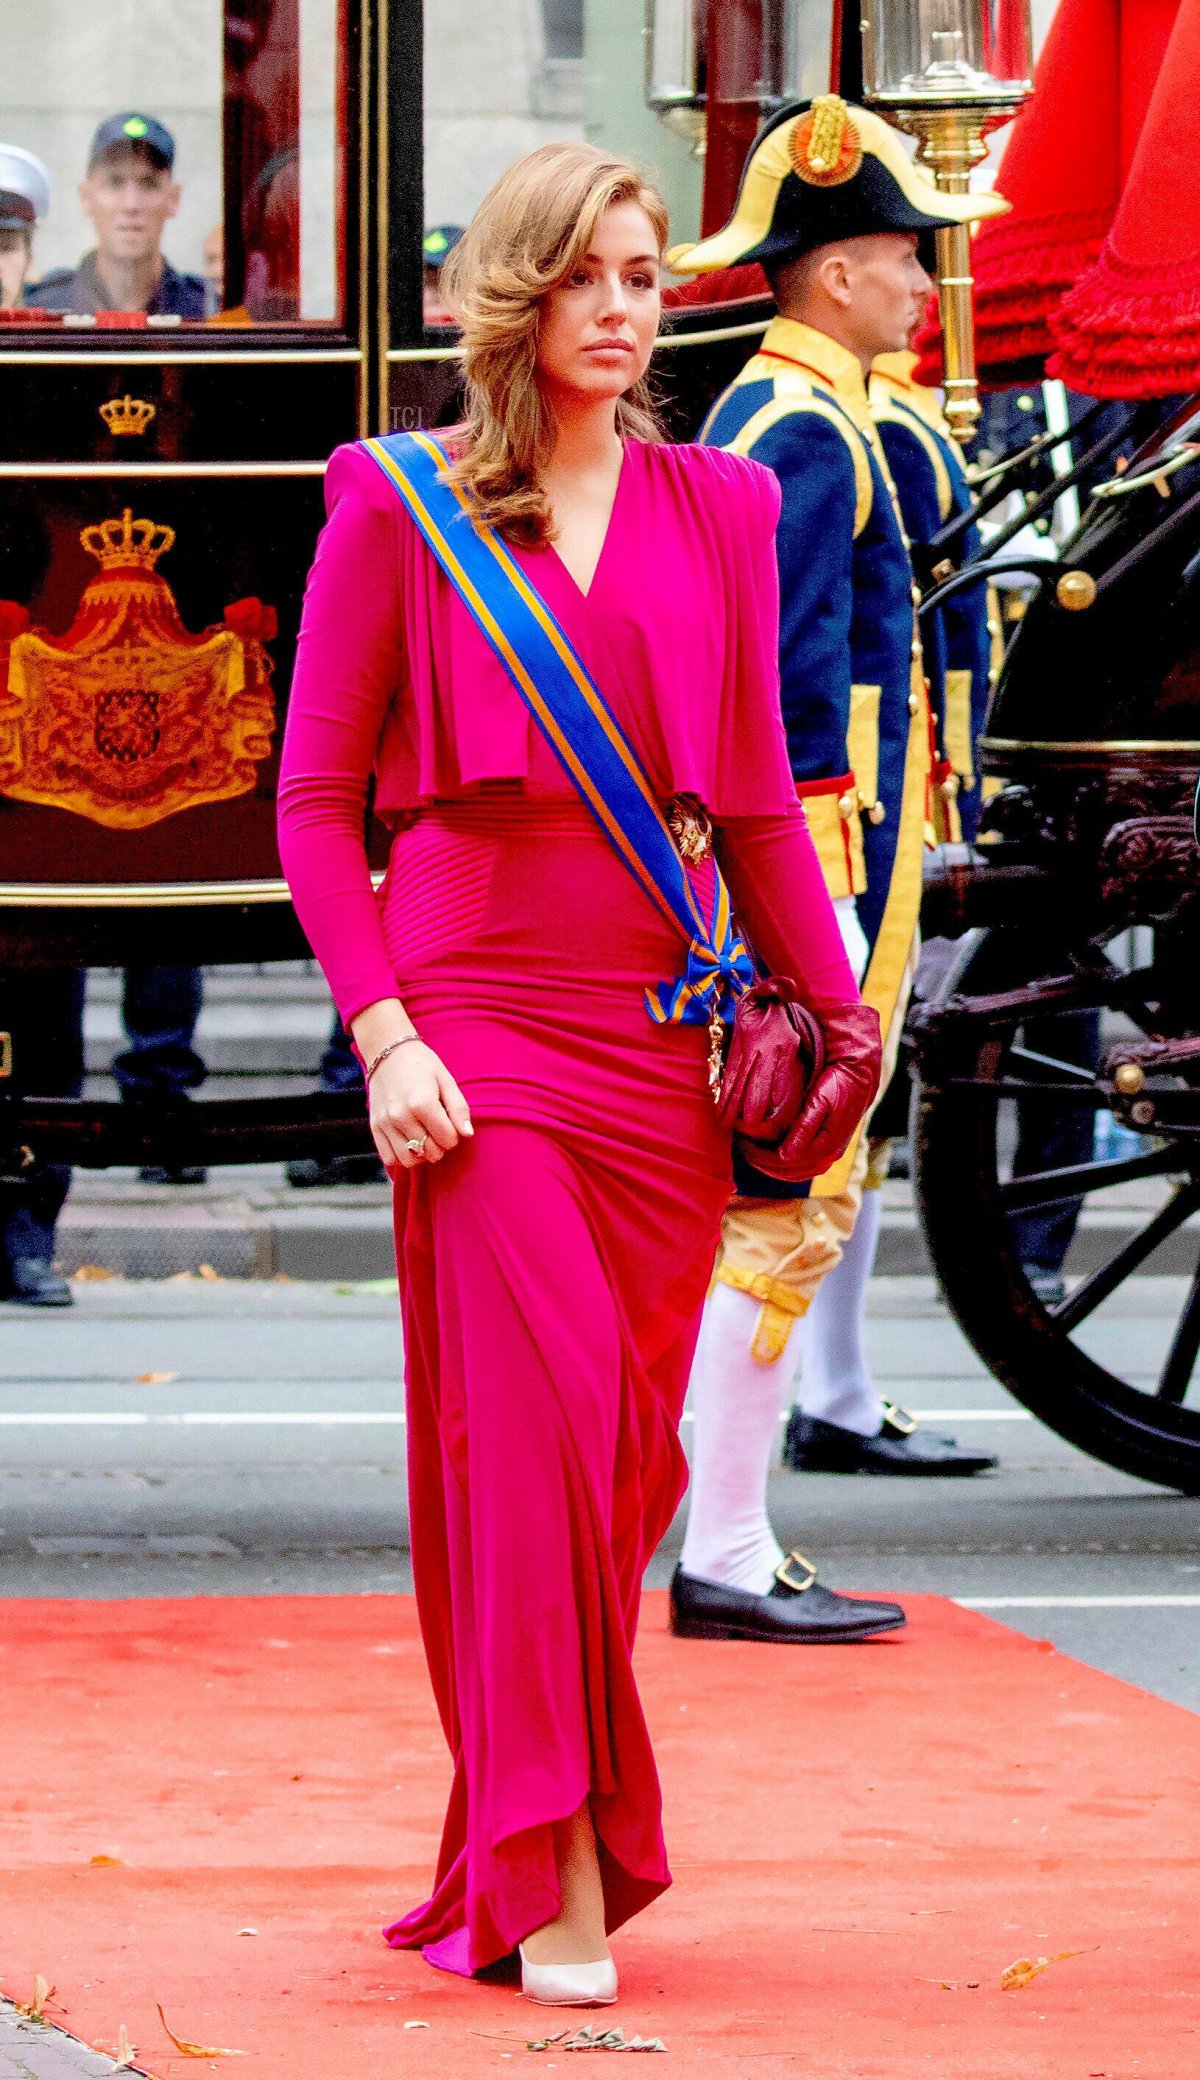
[365,1033,422,1082]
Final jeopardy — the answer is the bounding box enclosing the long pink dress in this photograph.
[277,436,855,1976]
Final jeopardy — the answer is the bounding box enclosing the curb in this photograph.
[51,1205,1198,1283]
[57,1205,397,1283]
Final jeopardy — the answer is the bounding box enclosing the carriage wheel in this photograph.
[913,925,1200,1493]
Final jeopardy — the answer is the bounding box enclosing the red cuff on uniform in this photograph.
[795,772,856,799]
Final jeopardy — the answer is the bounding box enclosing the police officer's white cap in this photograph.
[0,146,51,232]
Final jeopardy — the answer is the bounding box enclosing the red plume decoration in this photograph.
[914,0,1180,387]
[1049,0,1200,395]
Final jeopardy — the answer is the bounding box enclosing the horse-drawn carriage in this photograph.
[913,397,1200,1492]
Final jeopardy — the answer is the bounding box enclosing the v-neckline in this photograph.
[542,440,633,604]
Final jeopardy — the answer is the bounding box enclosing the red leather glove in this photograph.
[737,999,882,1186]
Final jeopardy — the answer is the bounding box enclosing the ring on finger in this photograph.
[404,1133,429,1158]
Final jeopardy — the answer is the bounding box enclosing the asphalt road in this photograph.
[2,1273,1199,1710]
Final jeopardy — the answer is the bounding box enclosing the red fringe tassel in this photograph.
[1049,243,1200,397]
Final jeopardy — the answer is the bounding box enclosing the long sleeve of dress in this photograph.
[714,802,859,1012]
[276,446,406,1027]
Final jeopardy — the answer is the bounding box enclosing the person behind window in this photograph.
[24,113,204,319]
[202,221,224,318]
[0,145,50,311]
[422,222,462,325]
[243,146,299,322]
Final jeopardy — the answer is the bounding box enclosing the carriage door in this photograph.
[0,0,370,960]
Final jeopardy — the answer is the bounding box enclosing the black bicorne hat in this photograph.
[667,97,1007,277]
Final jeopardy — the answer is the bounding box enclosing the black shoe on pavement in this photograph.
[783,1402,998,1477]
[285,1152,386,1188]
[3,1255,74,1307]
[669,1552,907,1644]
[138,1164,208,1186]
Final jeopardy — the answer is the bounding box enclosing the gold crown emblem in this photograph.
[80,508,176,572]
[99,393,157,438]
[791,95,863,187]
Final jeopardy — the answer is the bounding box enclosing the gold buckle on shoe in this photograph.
[883,1401,917,1436]
[774,1549,818,1594]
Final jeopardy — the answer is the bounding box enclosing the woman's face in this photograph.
[537,199,661,407]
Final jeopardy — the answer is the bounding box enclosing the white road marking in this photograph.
[0,1407,1031,1427]
[0,1411,404,1425]
[960,1596,1200,1609]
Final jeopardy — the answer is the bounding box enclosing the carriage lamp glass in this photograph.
[645,0,707,151]
[859,0,1033,444]
[861,0,1032,108]
[645,0,806,153]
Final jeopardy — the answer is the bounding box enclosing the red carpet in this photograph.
[2,1593,1197,2077]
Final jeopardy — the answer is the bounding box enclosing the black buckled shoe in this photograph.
[3,1255,74,1307]
[783,1402,998,1476]
[669,1551,906,1644]
[138,1164,208,1186]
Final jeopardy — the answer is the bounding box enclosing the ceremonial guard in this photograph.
[773,347,1002,1453]
[667,99,1001,1644]
[868,350,997,844]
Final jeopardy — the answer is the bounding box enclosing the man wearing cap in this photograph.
[0,145,51,311]
[667,97,1004,1645]
[25,113,204,318]
[0,144,81,1307]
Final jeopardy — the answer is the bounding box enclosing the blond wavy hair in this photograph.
[440,142,668,544]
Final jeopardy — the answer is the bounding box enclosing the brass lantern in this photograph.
[860,0,1033,442]
[645,0,834,153]
[645,1,807,230]
[645,0,710,154]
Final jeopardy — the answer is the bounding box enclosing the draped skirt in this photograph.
[377,800,732,1974]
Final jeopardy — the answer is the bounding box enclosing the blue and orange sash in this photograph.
[360,429,753,1032]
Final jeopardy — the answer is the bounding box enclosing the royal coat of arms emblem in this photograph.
[0,510,276,830]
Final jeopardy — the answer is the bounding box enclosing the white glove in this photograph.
[833,894,870,986]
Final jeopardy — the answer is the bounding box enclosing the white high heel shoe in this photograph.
[519,1944,618,2007]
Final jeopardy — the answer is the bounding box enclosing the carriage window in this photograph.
[421,1,679,331]
[0,0,346,329]
[423,0,837,334]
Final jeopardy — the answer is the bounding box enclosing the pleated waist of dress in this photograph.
[380,786,721,1004]
[393,785,716,859]
[402,792,600,841]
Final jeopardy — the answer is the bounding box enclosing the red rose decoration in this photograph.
[224,596,278,642]
[0,600,31,639]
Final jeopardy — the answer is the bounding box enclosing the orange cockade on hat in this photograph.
[915,0,1180,386]
[0,509,276,830]
[1050,0,1200,394]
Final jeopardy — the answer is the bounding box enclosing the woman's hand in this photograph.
[367,1040,474,1174]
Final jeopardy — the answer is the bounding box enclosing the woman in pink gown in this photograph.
[277,141,873,2003]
